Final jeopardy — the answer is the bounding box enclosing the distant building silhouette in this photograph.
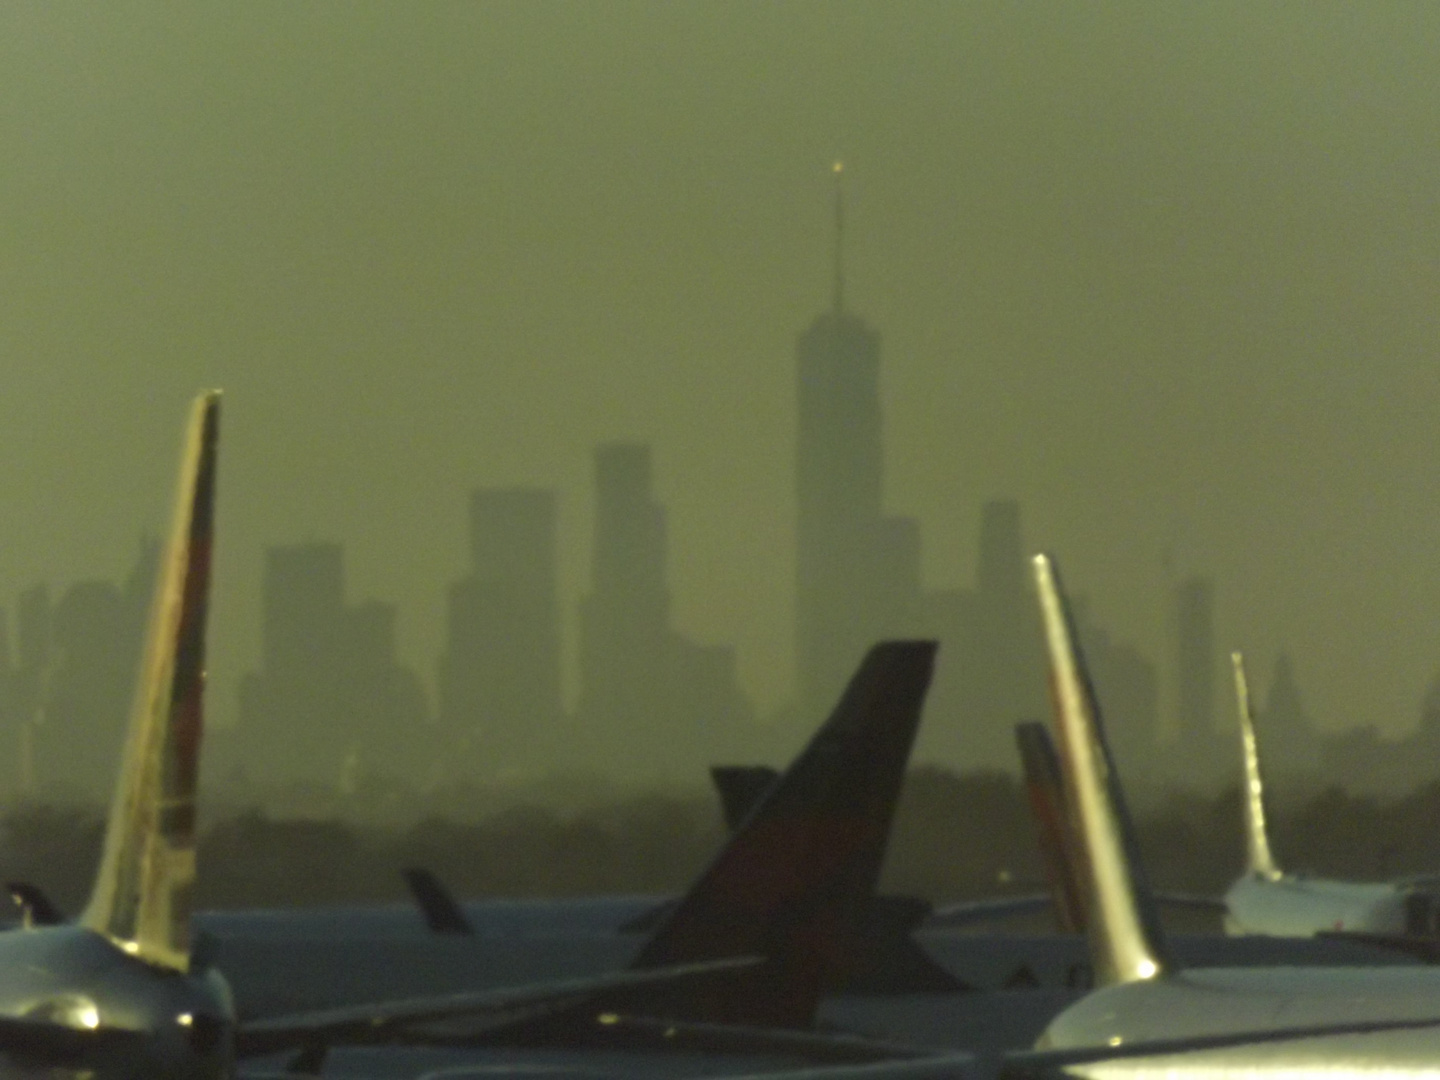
[1170,576,1229,790]
[1078,616,1160,794]
[579,444,752,778]
[439,488,563,778]
[919,501,1047,772]
[29,541,157,801]
[794,176,922,716]
[13,584,50,794]
[237,543,431,789]
[1258,652,1321,778]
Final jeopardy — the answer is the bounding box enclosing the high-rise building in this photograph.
[919,501,1047,771]
[31,541,156,801]
[238,543,430,788]
[1259,651,1320,777]
[794,169,921,714]
[580,443,751,778]
[439,488,562,776]
[1079,619,1160,795]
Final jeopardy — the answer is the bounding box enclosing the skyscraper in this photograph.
[918,500,1048,771]
[238,543,431,788]
[794,167,921,715]
[580,443,751,778]
[439,488,562,776]
[31,541,156,800]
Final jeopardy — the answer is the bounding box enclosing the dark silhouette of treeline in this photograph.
[9,768,1440,918]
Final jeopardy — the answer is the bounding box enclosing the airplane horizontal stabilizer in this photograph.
[927,895,1054,928]
[1153,892,1229,915]
[557,1014,937,1065]
[235,955,762,1057]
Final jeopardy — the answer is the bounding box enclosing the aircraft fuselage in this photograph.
[0,925,233,1079]
[1040,966,1440,1077]
[1223,873,1407,936]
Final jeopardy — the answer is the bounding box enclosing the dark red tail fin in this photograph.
[708,765,780,833]
[625,640,937,1027]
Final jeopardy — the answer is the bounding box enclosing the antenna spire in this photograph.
[831,161,845,315]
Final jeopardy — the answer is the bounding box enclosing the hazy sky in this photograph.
[4,3,1440,759]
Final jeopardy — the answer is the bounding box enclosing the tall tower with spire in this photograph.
[794,165,921,715]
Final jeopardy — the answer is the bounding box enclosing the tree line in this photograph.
[8,767,1440,916]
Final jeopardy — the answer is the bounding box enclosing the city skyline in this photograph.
[2,5,1439,755]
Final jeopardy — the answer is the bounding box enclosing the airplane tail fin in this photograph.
[1232,651,1281,881]
[708,765,780,833]
[1032,554,1172,986]
[1014,721,1086,933]
[628,641,937,1026]
[81,392,220,972]
[403,868,475,936]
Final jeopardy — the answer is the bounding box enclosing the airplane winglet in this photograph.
[1014,721,1086,933]
[1232,651,1281,881]
[81,391,220,972]
[7,882,64,928]
[403,868,475,936]
[1032,554,1172,986]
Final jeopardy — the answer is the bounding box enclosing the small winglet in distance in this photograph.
[1233,651,1281,882]
[1014,721,1086,934]
[403,868,474,936]
[81,391,220,972]
[7,882,63,928]
[627,640,938,1027]
[709,766,780,833]
[1032,554,1172,986]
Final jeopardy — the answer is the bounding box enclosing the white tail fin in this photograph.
[81,392,220,971]
[1232,651,1280,881]
[1032,554,1172,986]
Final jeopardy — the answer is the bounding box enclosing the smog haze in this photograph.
[3,2,1439,765]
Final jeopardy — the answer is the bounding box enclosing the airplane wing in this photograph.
[1314,929,1440,963]
[560,1015,934,1064]
[1391,873,1440,890]
[234,956,762,1057]
[1153,891,1228,915]
[927,895,1054,927]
